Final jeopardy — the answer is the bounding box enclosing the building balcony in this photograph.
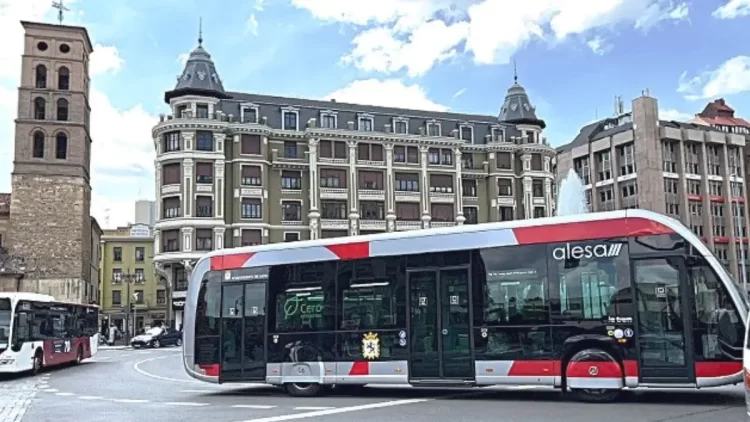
[429,191,455,203]
[358,189,386,201]
[396,221,421,231]
[320,188,348,200]
[431,221,456,228]
[395,190,420,202]
[235,186,264,197]
[320,219,349,230]
[161,184,180,195]
[359,220,386,231]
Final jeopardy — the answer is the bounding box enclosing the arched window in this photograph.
[58,66,70,90]
[33,97,46,120]
[35,65,47,89]
[55,133,67,159]
[32,131,45,158]
[57,98,69,121]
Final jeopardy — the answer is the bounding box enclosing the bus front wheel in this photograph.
[284,383,323,397]
[31,350,43,375]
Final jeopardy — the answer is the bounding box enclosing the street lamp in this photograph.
[120,269,141,342]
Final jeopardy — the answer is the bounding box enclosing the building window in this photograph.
[462,179,477,197]
[241,198,262,219]
[459,125,473,142]
[241,230,261,246]
[393,118,408,134]
[157,290,166,305]
[161,163,181,185]
[282,201,302,221]
[134,269,145,283]
[491,127,504,142]
[496,152,512,169]
[34,97,45,120]
[196,228,213,251]
[283,110,298,130]
[431,203,453,222]
[321,201,347,219]
[534,207,545,218]
[393,145,418,163]
[241,106,258,123]
[532,180,544,197]
[320,168,346,188]
[113,247,122,262]
[320,113,336,129]
[283,141,298,158]
[58,66,70,90]
[112,268,122,283]
[281,170,301,189]
[618,143,635,176]
[429,174,453,193]
[284,232,300,242]
[35,64,47,88]
[196,131,213,151]
[241,166,261,186]
[427,121,441,136]
[195,196,213,217]
[162,197,181,218]
[134,290,144,304]
[396,202,419,220]
[195,162,213,184]
[499,206,514,221]
[358,116,373,131]
[498,179,512,196]
[112,291,121,306]
[240,134,261,155]
[360,201,385,220]
[32,131,45,158]
[196,104,209,119]
[319,140,347,159]
[55,133,67,159]
[163,132,180,152]
[357,143,383,161]
[358,171,384,190]
[395,173,419,192]
[162,229,179,252]
[135,247,144,262]
[56,98,68,121]
[463,207,478,224]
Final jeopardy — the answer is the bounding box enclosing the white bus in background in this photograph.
[182,210,747,402]
[0,292,99,374]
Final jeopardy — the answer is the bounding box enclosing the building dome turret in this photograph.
[164,28,229,103]
[497,75,546,129]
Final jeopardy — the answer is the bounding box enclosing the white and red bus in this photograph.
[0,292,99,374]
[183,210,748,402]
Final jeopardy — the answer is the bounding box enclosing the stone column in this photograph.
[420,145,431,229]
[544,178,553,217]
[348,140,359,236]
[182,133,194,151]
[385,143,396,232]
[523,176,533,219]
[454,148,465,225]
[307,138,320,240]
[213,227,225,250]
[154,230,161,255]
[215,160,225,219]
[181,227,193,252]
[155,162,162,220]
[183,159,193,217]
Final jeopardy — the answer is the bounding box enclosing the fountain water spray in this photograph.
[556,169,589,216]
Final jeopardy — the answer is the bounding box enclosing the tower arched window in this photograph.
[33,97,46,120]
[32,131,45,158]
[55,133,67,159]
[57,98,69,121]
[58,66,70,90]
[35,64,47,89]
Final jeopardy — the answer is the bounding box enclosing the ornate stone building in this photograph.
[0,21,100,304]
[151,37,556,329]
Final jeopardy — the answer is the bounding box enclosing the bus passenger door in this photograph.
[219,282,267,382]
[631,257,696,384]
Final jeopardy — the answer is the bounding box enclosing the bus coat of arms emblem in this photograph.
[362,332,380,360]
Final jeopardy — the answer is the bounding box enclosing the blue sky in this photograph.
[0,0,749,228]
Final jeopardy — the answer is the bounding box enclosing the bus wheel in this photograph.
[284,383,323,397]
[570,388,621,403]
[31,350,43,375]
[75,346,83,365]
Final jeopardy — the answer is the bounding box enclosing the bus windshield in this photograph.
[0,299,11,349]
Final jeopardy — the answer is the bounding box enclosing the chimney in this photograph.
[330,98,336,103]
[385,124,392,133]
[347,121,355,130]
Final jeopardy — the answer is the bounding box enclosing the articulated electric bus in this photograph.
[0,292,99,374]
[182,210,747,402]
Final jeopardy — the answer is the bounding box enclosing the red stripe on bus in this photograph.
[623,360,638,377]
[566,361,621,378]
[695,361,742,378]
[512,218,673,245]
[325,242,370,260]
[348,361,369,376]
[199,364,220,377]
[507,360,561,376]
[210,253,256,271]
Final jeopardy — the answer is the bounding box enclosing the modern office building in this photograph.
[150,35,556,325]
[99,224,167,333]
[555,94,750,283]
[135,200,157,226]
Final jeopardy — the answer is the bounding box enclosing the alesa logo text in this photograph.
[551,243,623,260]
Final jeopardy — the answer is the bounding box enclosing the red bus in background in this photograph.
[0,292,99,374]
[182,210,747,402]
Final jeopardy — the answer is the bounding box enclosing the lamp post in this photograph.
[121,269,138,343]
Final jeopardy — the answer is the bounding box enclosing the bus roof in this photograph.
[0,292,99,308]
[206,209,691,271]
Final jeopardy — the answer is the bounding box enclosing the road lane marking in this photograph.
[55,392,74,396]
[112,399,149,403]
[133,355,204,384]
[43,389,58,393]
[232,405,277,409]
[293,407,335,410]
[233,398,431,422]
[80,396,104,400]
[181,389,220,393]
[165,402,210,406]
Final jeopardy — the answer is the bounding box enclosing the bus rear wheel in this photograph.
[284,383,323,397]
[569,388,621,403]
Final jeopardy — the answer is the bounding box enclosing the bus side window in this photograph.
[689,257,743,361]
[14,312,30,343]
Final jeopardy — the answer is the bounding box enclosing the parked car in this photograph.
[130,327,183,348]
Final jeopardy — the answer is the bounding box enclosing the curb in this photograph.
[98,346,133,350]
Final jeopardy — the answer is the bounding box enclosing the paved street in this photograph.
[0,347,740,422]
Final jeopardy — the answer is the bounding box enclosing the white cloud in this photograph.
[586,36,612,55]
[89,44,124,75]
[247,14,259,36]
[659,108,693,122]
[253,0,265,11]
[452,88,466,99]
[324,79,447,111]
[0,0,157,229]
[712,0,750,19]
[177,52,190,67]
[294,0,689,73]
[677,56,750,100]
